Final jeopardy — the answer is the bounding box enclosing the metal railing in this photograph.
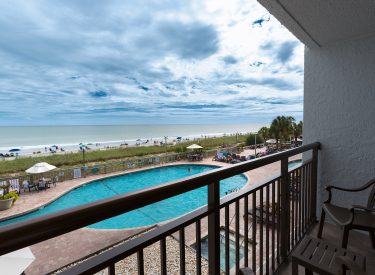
[0,142,319,274]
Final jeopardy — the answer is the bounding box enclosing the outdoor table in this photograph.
[292,236,366,275]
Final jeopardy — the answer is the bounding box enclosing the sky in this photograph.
[0,0,304,126]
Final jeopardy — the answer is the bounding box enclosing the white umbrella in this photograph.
[25,162,57,174]
[0,247,35,275]
[265,139,277,144]
[186,144,203,149]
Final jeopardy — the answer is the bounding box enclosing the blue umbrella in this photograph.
[9,148,21,152]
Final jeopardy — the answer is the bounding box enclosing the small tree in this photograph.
[245,134,264,146]
[292,121,303,144]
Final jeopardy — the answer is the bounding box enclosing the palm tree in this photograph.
[258,126,270,141]
[269,116,295,149]
[292,121,303,145]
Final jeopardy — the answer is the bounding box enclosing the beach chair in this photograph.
[9,179,20,194]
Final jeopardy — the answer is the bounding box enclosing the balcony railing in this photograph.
[0,142,319,274]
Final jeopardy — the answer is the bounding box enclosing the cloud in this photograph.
[276,41,299,64]
[0,0,304,126]
[164,104,228,109]
[222,55,238,65]
[155,21,219,60]
[89,90,108,98]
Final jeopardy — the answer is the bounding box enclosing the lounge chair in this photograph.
[317,177,375,248]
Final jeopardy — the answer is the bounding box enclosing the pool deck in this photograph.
[0,148,301,274]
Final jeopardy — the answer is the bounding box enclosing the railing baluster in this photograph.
[266,184,270,275]
[291,170,295,248]
[160,238,167,275]
[277,179,281,264]
[235,200,240,274]
[252,192,257,272]
[137,250,144,275]
[260,189,263,275]
[311,148,318,222]
[307,163,312,225]
[271,181,275,271]
[196,220,202,275]
[179,228,186,275]
[225,205,230,275]
[244,195,249,268]
[298,168,302,240]
[280,157,290,261]
[108,263,115,275]
[208,181,220,275]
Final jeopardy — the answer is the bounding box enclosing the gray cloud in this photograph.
[276,41,298,64]
[222,55,238,65]
[0,0,303,125]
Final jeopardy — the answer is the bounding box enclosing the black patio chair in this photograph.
[317,177,375,248]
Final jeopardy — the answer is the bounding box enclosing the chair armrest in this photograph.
[351,205,375,212]
[325,179,375,203]
[334,256,367,275]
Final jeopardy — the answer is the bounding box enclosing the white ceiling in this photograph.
[258,0,375,48]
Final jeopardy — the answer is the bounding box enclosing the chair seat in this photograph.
[323,203,375,230]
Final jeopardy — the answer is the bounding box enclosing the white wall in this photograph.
[303,35,375,210]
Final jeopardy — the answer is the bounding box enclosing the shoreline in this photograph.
[0,131,250,157]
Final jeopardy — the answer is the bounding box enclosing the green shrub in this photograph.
[0,191,19,204]
[245,134,264,146]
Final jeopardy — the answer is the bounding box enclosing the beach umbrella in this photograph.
[8,148,21,152]
[25,162,57,174]
[0,247,35,275]
[187,144,203,150]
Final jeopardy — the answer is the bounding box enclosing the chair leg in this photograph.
[341,227,349,248]
[369,231,375,249]
[317,209,325,238]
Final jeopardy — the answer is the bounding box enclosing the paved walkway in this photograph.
[0,149,301,274]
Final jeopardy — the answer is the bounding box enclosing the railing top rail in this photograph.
[0,142,319,255]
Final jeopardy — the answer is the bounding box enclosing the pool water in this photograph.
[0,165,248,229]
[288,159,302,170]
[0,161,302,230]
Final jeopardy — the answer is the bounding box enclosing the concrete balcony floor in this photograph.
[277,222,375,274]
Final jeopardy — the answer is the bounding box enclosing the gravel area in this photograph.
[97,236,211,275]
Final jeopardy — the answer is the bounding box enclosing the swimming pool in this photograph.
[0,165,248,229]
[0,160,302,229]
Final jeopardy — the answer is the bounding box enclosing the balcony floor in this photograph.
[277,222,375,274]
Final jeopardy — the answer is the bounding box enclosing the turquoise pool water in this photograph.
[0,165,248,229]
[288,159,302,170]
[0,161,302,230]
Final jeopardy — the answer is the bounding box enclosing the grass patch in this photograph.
[0,135,247,176]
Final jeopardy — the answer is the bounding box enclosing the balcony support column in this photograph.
[208,181,220,275]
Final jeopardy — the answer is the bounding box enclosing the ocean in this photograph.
[0,124,262,154]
